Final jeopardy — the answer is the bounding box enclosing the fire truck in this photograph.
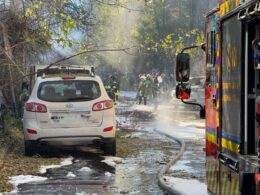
[176,0,260,194]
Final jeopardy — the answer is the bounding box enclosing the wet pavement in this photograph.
[154,98,208,194]
[13,99,181,195]
[18,154,115,195]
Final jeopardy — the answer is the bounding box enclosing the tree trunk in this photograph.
[0,21,18,116]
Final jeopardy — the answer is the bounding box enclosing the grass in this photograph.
[116,130,141,158]
[116,130,176,159]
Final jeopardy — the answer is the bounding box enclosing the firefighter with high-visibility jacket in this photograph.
[109,75,120,104]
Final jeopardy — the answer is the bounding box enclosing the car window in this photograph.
[38,80,101,102]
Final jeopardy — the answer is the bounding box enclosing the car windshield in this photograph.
[38,80,101,102]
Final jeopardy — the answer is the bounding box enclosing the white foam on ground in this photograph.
[163,176,208,195]
[120,91,137,99]
[102,157,123,168]
[179,121,205,128]
[78,167,92,172]
[134,104,154,112]
[8,175,48,194]
[130,132,144,138]
[7,156,74,194]
[156,122,205,140]
[66,172,76,177]
[129,191,141,194]
[75,192,98,195]
[121,132,144,138]
[39,156,73,174]
[60,156,74,166]
[105,172,112,177]
[149,100,207,193]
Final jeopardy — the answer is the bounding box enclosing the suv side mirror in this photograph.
[176,53,190,82]
[176,83,191,100]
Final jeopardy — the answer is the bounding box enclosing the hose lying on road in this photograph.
[156,130,186,195]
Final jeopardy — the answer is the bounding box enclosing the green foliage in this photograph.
[133,0,209,74]
[23,1,77,49]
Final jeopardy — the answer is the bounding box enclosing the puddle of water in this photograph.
[39,156,73,174]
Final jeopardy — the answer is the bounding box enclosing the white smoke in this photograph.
[97,0,144,73]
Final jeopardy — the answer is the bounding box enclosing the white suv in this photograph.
[23,70,116,156]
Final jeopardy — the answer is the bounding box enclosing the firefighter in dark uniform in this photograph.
[110,75,120,104]
[112,76,120,102]
[104,75,115,101]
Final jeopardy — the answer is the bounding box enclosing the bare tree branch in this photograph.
[94,0,144,13]
[0,46,139,90]
[0,40,31,56]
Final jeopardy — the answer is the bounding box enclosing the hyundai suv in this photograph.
[23,69,116,156]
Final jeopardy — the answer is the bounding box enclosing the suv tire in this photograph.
[24,141,36,156]
[104,139,116,156]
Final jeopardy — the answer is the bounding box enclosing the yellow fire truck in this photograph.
[176,0,260,194]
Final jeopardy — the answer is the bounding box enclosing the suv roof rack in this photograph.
[35,65,95,78]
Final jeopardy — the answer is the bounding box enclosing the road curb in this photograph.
[155,130,186,195]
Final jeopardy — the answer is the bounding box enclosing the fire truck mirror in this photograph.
[176,83,191,100]
[176,53,190,82]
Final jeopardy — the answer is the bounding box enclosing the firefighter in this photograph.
[138,74,153,105]
[109,75,120,104]
[152,75,160,110]
[137,76,146,105]
[104,75,115,101]
[152,75,160,99]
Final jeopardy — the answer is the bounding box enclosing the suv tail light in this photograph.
[25,102,47,113]
[103,126,113,132]
[27,129,38,134]
[92,100,113,111]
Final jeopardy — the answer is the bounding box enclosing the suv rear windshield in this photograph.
[38,80,101,102]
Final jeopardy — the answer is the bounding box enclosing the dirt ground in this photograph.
[0,115,61,193]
